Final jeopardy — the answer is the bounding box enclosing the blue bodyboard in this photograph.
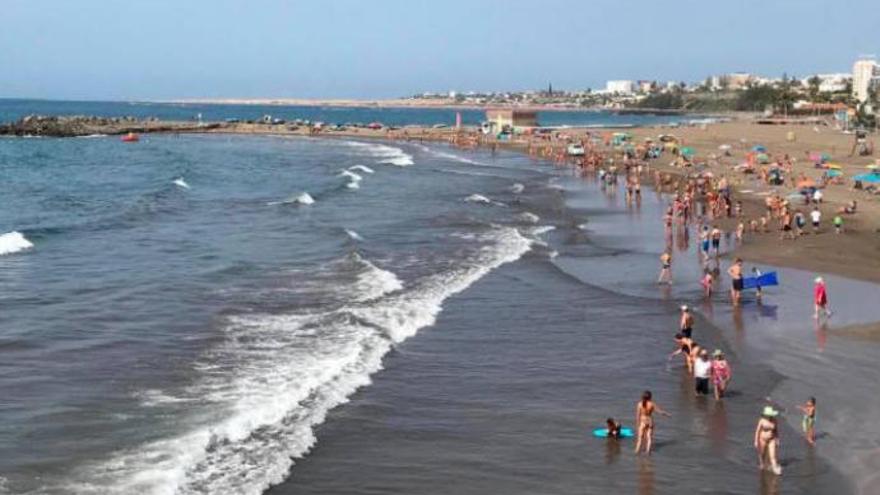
[742,271,778,290]
[592,427,635,438]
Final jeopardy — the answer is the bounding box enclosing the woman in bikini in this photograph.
[634,390,671,455]
[754,406,783,475]
[669,333,694,371]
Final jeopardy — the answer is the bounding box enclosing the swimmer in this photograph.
[634,390,671,455]
[669,333,694,371]
[796,397,817,446]
[754,406,783,475]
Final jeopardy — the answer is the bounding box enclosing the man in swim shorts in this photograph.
[679,305,694,338]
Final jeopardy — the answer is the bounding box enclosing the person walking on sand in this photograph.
[797,397,817,446]
[728,258,744,305]
[754,406,783,475]
[810,206,821,233]
[634,390,671,455]
[711,350,732,399]
[658,251,672,285]
[813,277,831,319]
[679,305,694,338]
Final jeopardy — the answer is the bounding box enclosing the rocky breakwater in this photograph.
[0,115,222,137]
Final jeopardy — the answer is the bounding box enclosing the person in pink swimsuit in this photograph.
[813,276,831,319]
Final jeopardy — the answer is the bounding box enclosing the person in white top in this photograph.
[813,189,823,203]
[810,207,821,233]
[694,349,712,396]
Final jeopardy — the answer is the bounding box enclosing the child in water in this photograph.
[797,397,817,446]
[606,417,622,439]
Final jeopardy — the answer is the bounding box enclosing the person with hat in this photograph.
[679,305,694,338]
[813,276,831,319]
[710,350,732,400]
[754,406,783,475]
[693,349,712,396]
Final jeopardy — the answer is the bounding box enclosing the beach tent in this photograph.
[752,145,767,153]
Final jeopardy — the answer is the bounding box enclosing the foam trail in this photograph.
[173,178,191,190]
[510,183,525,194]
[337,170,362,182]
[70,229,531,495]
[517,212,540,224]
[345,229,364,241]
[342,141,414,167]
[348,165,374,174]
[465,194,492,204]
[0,231,34,255]
[295,193,315,205]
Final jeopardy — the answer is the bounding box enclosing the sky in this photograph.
[1,0,878,100]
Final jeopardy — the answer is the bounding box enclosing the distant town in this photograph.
[408,57,880,127]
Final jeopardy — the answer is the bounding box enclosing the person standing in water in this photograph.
[813,276,831,319]
[634,390,671,455]
[679,305,694,338]
[754,406,783,475]
[693,349,711,396]
[711,350,732,400]
[658,251,672,285]
[797,397,817,446]
[727,258,744,305]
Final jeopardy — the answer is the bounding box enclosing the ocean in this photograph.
[0,98,699,129]
[2,102,879,495]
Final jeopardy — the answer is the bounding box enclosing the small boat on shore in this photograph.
[121,132,139,142]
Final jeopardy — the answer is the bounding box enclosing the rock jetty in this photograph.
[0,115,220,137]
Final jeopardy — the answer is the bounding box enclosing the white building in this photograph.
[606,80,635,94]
[802,73,852,93]
[852,57,879,102]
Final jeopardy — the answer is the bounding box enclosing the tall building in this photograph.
[605,80,635,94]
[852,57,879,103]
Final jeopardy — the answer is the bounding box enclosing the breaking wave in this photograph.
[0,231,34,256]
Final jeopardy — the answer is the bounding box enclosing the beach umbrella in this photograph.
[808,152,822,162]
[681,146,695,157]
[752,145,767,152]
[821,152,831,161]
[854,172,880,183]
[756,153,770,164]
[827,170,843,178]
[824,163,842,170]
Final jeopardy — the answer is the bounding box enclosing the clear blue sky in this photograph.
[1,0,877,100]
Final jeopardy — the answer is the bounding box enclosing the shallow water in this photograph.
[1,131,875,494]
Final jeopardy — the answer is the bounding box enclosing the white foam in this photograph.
[348,165,375,174]
[345,229,363,241]
[173,178,191,190]
[337,170,362,182]
[510,183,525,194]
[0,231,33,256]
[295,193,315,205]
[465,194,492,204]
[77,228,531,495]
[517,212,540,224]
[532,225,556,236]
[343,141,414,167]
